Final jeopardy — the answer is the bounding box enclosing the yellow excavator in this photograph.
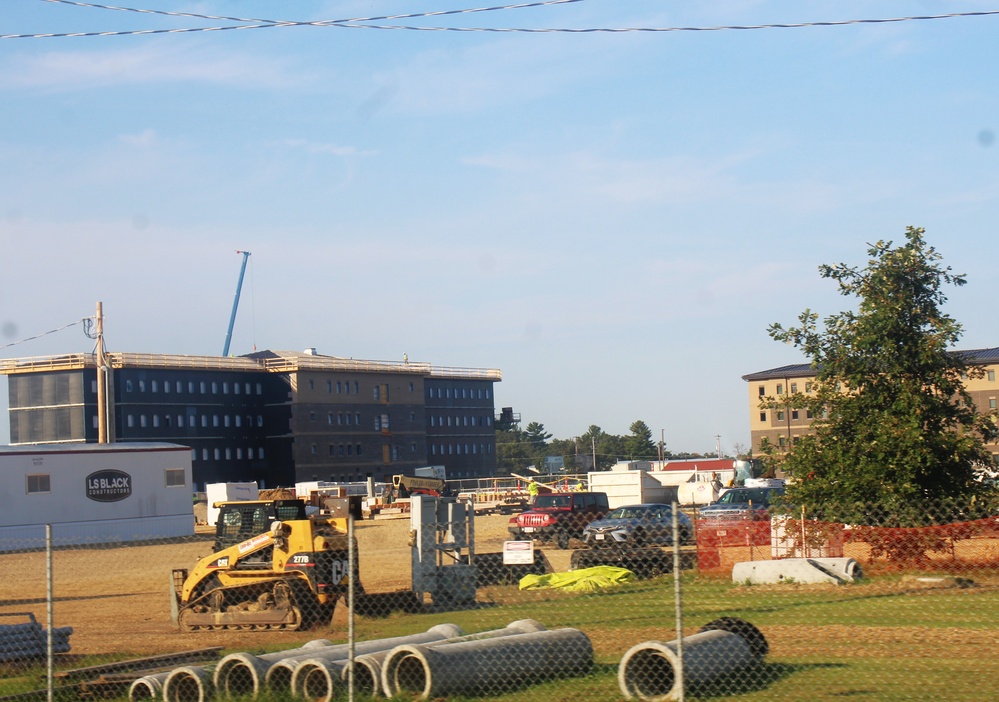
[170,499,360,631]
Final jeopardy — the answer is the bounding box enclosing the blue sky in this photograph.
[1,1,998,454]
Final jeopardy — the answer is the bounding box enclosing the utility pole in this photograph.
[715,435,722,458]
[94,302,114,444]
[591,436,597,473]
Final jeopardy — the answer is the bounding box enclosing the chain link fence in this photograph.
[0,496,996,701]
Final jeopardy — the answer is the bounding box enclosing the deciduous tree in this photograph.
[766,227,997,521]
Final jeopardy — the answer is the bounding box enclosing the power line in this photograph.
[0,318,87,351]
[5,3,999,39]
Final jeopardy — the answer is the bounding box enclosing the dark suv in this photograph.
[699,486,785,522]
[508,492,610,549]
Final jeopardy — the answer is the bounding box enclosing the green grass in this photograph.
[3,573,996,701]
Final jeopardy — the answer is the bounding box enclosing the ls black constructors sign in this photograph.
[86,470,132,502]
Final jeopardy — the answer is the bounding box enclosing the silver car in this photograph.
[582,503,694,548]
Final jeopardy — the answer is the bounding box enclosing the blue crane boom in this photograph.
[222,250,251,357]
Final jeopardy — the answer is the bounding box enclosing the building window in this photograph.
[338,444,345,456]
[140,415,147,428]
[374,386,380,401]
[356,443,362,456]
[163,381,170,394]
[224,415,231,428]
[791,410,799,420]
[202,449,209,461]
[151,380,159,393]
[337,381,342,393]
[188,382,194,393]
[990,370,996,382]
[309,379,315,390]
[345,414,352,426]
[328,412,334,425]
[127,414,135,428]
[329,444,335,457]
[259,447,266,460]
[214,448,221,460]
[328,381,333,393]
[126,380,134,392]
[805,382,813,392]
[777,411,784,421]
[778,436,787,447]
[257,415,264,427]
[381,414,390,430]
[236,448,243,460]
[213,415,219,427]
[248,447,255,459]
[759,411,766,422]
[165,469,185,487]
[201,415,208,427]
[431,444,436,456]
[225,448,232,460]
[234,383,241,395]
[309,411,316,422]
[177,415,184,428]
[410,383,415,392]
[311,444,317,455]
[152,415,160,428]
[355,412,361,425]
[990,398,997,410]
[776,384,784,395]
[235,416,242,428]
[211,382,218,394]
[347,445,353,456]
[139,380,146,392]
[790,383,798,393]
[27,474,51,494]
[354,382,359,394]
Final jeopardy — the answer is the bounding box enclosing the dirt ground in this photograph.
[0,513,554,657]
[1,514,994,660]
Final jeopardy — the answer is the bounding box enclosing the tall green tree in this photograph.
[767,227,997,520]
[626,420,657,459]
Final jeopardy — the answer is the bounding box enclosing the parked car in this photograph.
[582,503,694,548]
[699,486,786,522]
[508,492,610,549]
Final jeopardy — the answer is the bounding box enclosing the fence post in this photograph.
[46,524,53,702]
[348,513,355,702]
[672,502,684,702]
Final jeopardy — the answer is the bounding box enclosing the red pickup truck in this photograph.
[508,492,610,549]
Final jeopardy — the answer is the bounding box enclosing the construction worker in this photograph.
[573,480,585,492]
[527,477,539,503]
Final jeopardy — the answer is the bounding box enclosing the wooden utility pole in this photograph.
[94,302,113,444]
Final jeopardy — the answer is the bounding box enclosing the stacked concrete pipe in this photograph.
[210,624,463,699]
[291,619,547,701]
[261,622,465,696]
[380,627,593,700]
[618,617,768,702]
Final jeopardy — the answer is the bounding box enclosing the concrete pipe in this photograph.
[163,666,214,702]
[381,627,592,700]
[218,625,461,698]
[212,638,334,697]
[129,672,168,702]
[618,618,768,702]
[261,622,463,696]
[342,651,389,699]
[291,619,546,701]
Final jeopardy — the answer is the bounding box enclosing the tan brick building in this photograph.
[743,347,999,459]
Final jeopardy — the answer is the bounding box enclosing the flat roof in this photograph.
[743,346,999,381]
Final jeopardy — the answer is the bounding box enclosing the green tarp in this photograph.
[519,566,635,593]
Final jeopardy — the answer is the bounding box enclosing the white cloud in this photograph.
[1,42,306,91]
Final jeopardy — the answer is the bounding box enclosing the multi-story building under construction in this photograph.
[1,348,501,489]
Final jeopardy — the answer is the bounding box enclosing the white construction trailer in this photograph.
[0,442,193,549]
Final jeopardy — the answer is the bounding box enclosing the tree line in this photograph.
[494,418,725,476]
